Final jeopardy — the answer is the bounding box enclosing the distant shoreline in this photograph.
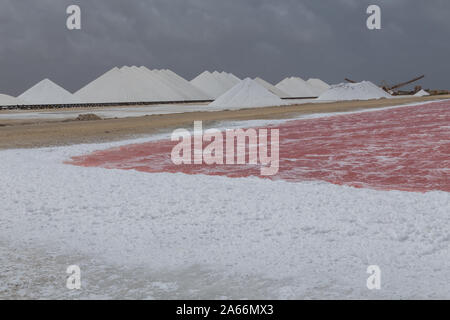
[0,95,448,150]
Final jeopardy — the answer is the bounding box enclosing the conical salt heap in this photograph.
[209,78,288,110]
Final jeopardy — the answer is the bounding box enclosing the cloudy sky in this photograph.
[0,0,449,95]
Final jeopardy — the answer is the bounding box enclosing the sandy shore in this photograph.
[0,95,448,149]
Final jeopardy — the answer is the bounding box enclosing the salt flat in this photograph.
[0,105,448,299]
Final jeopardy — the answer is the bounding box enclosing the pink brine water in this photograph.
[67,101,450,193]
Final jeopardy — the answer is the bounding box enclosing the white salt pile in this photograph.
[191,71,241,98]
[254,77,291,98]
[209,78,288,110]
[123,66,185,102]
[414,89,430,97]
[0,94,26,106]
[75,66,211,104]
[191,71,225,98]
[228,73,241,83]
[75,67,129,103]
[156,69,211,100]
[19,79,79,105]
[318,81,392,101]
[276,77,318,97]
[307,78,331,95]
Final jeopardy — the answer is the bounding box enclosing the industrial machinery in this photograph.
[343,75,444,96]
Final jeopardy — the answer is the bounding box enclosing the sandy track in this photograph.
[0,95,449,149]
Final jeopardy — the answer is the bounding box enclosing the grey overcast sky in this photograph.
[0,0,449,95]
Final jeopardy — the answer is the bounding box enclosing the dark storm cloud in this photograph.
[0,0,449,95]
